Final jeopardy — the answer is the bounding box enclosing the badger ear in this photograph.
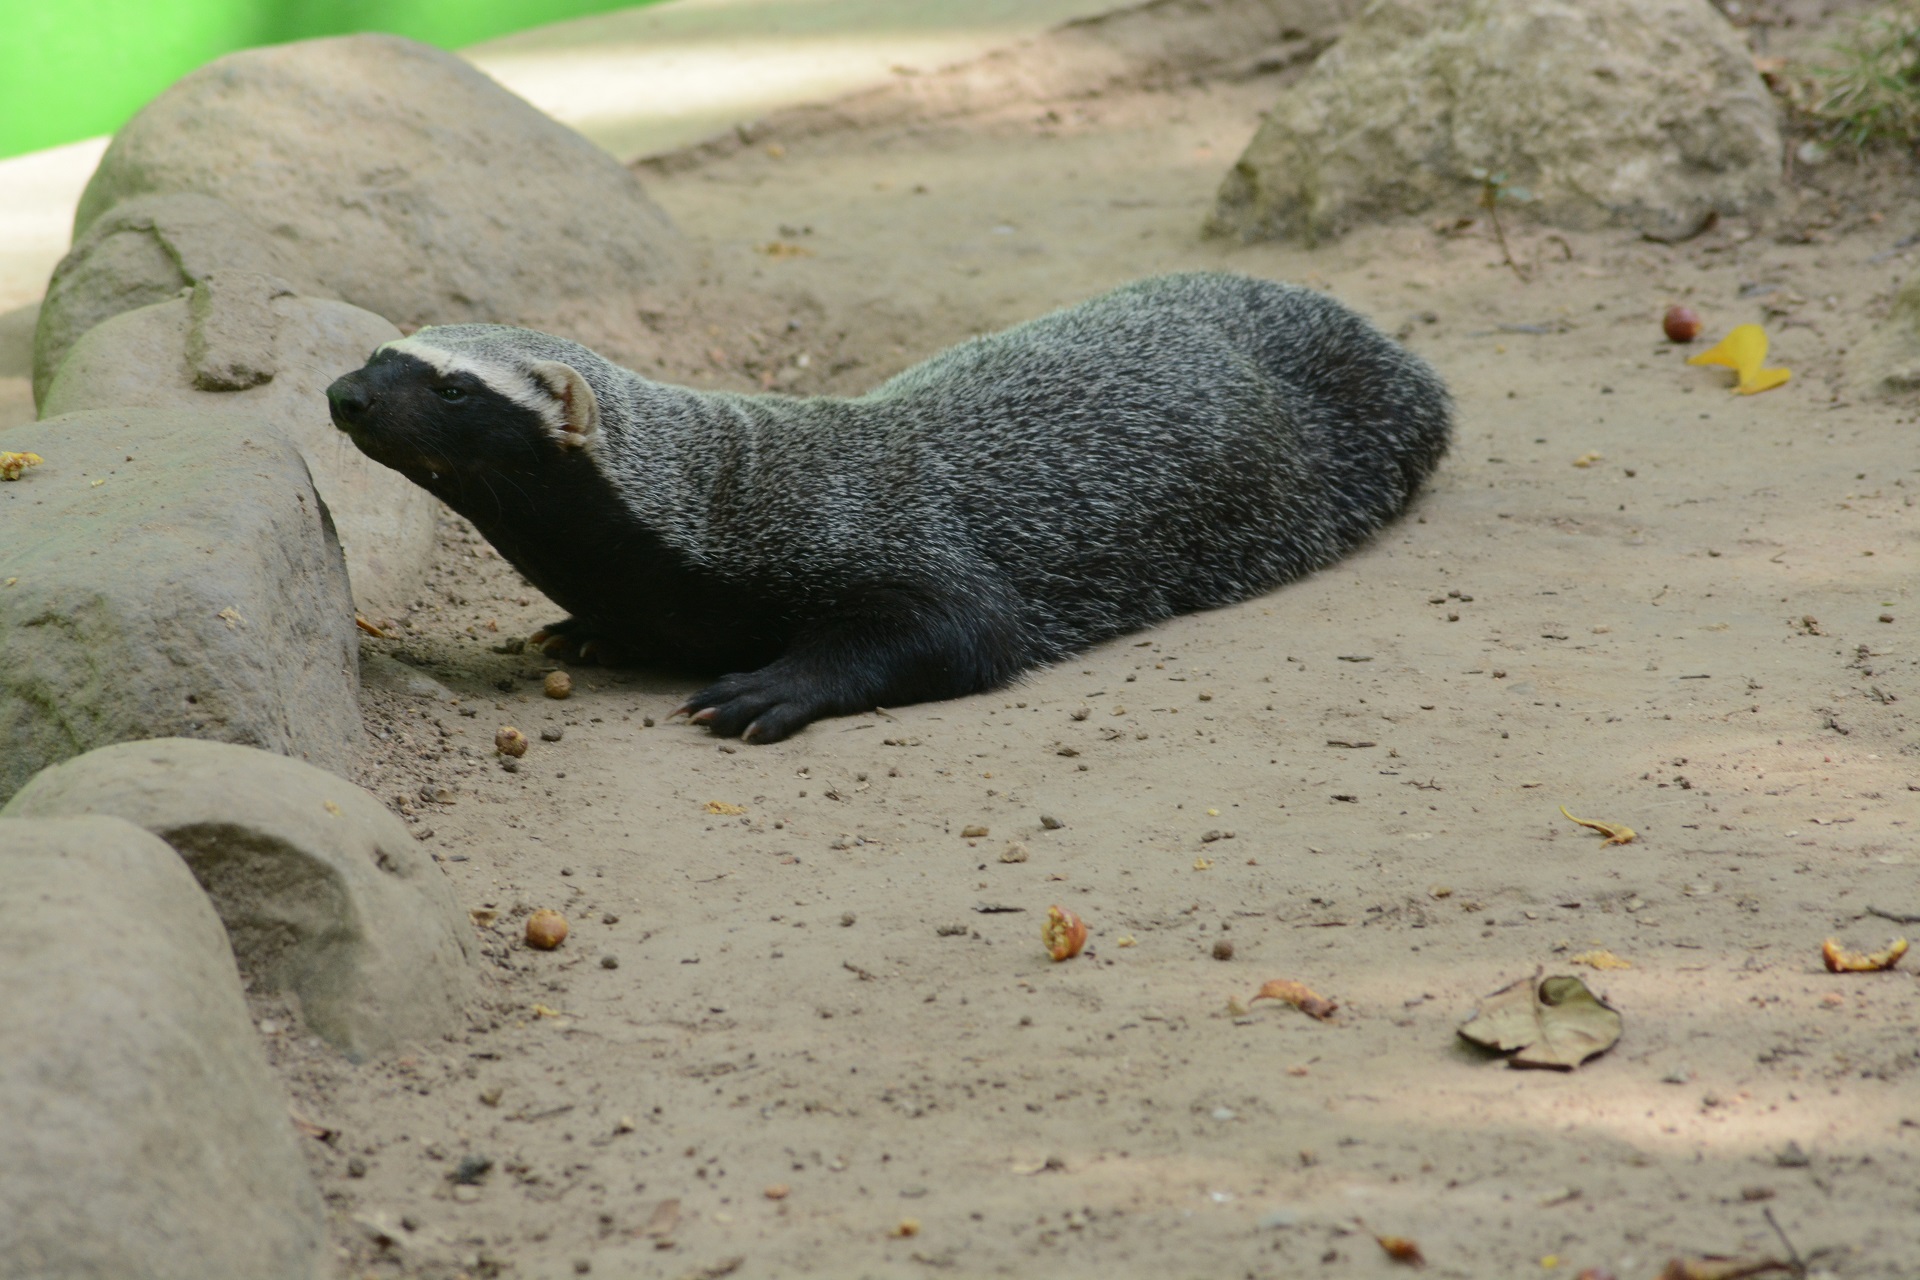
[528,360,600,446]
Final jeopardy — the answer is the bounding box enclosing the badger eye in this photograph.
[436,386,467,403]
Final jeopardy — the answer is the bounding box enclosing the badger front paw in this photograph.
[677,668,838,744]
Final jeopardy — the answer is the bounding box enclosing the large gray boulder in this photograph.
[0,815,327,1280]
[3,739,477,1059]
[1845,273,1920,399]
[1209,0,1783,245]
[74,33,690,337]
[0,409,359,801]
[31,191,330,406]
[42,283,436,618]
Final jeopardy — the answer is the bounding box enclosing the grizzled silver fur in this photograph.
[330,273,1451,740]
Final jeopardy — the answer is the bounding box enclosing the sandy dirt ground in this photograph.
[217,5,1920,1278]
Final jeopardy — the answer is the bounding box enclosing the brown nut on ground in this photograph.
[544,671,573,699]
[1663,305,1703,343]
[525,909,569,950]
[495,726,529,757]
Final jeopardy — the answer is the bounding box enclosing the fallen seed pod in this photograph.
[1043,905,1088,961]
[1821,936,1908,973]
[495,726,529,757]
[525,909,569,950]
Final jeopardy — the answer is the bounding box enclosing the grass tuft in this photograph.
[1800,5,1920,150]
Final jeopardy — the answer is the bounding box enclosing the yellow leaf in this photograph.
[1686,324,1790,395]
[1569,948,1632,970]
[1560,806,1635,846]
[703,801,746,815]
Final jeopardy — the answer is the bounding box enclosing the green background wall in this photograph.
[0,0,663,160]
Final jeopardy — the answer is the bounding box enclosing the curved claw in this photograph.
[678,667,830,743]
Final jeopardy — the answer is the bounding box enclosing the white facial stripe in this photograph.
[379,336,568,432]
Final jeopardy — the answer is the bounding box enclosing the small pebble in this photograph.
[347,1157,368,1178]
[540,725,564,742]
[1039,815,1064,830]
[1000,841,1030,864]
[451,1154,493,1185]
[600,954,619,969]
[840,912,856,927]
[1212,939,1235,961]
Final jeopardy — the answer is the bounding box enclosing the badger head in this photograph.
[325,324,604,488]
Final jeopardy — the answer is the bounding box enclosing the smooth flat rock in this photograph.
[1210,0,1782,245]
[0,409,359,801]
[0,815,326,1280]
[74,33,691,337]
[3,738,478,1060]
[42,291,435,618]
[32,191,330,405]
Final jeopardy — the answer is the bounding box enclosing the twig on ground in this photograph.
[1763,1207,1807,1279]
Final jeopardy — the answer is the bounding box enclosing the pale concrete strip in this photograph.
[466,0,1135,162]
[0,0,1136,319]
[0,137,111,315]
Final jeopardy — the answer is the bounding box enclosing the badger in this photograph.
[325,272,1451,742]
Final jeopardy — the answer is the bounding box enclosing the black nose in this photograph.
[326,374,372,428]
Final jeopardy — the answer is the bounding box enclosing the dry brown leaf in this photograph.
[1457,971,1622,1069]
[1822,936,1908,972]
[1251,978,1338,1021]
[288,1109,333,1140]
[1569,948,1632,971]
[1560,806,1635,845]
[1376,1235,1425,1266]
[1656,1256,1793,1280]
[640,1197,681,1237]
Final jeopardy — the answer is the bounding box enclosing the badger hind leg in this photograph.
[678,583,1029,743]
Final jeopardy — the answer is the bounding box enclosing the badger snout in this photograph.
[325,372,375,430]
